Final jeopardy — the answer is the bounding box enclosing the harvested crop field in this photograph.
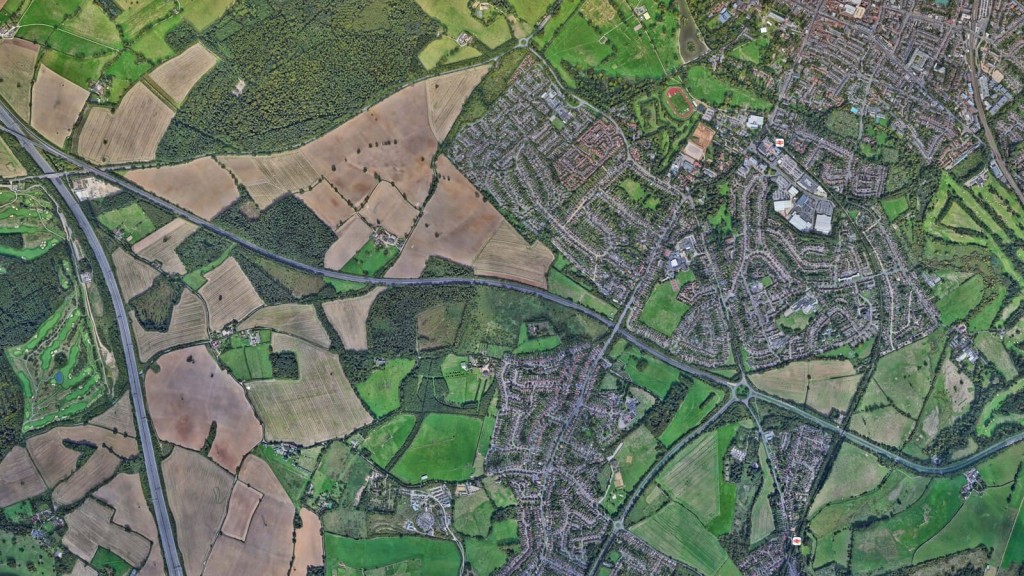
[94,473,165,576]
[132,288,209,361]
[323,216,371,269]
[323,287,385,350]
[292,508,324,576]
[146,42,217,105]
[125,157,239,219]
[112,248,159,299]
[145,345,263,472]
[31,64,89,147]
[52,447,121,507]
[77,84,174,164]
[300,81,436,207]
[198,256,265,329]
[221,150,321,209]
[133,218,198,275]
[427,64,490,141]
[359,181,419,236]
[472,220,554,288]
[299,181,354,229]
[89,393,136,437]
[751,360,860,413]
[163,448,233,576]
[0,446,46,507]
[0,38,39,120]
[246,333,372,445]
[388,155,503,279]
[221,481,263,541]
[26,425,139,491]
[63,498,152,568]
[238,303,331,348]
[204,455,295,576]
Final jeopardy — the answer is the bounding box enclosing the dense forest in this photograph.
[158,0,438,159]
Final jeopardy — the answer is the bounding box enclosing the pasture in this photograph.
[639,270,695,337]
[413,0,511,48]
[658,380,722,446]
[809,471,929,545]
[125,157,239,219]
[31,64,89,147]
[97,202,156,243]
[750,359,859,413]
[809,444,888,515]
[749,445,774,546]
[247,333,372,444]
[868,330,943,416]
[354,358,416,417]
[441,354,491,405]
[323,535,461,576]
[454,489,494,537]
[218,330,274,381]
[686,66,772,110]
[850,405,915,447]
[391,413,483,483]
[145,345,262,472]
[77,84,174,163]
[547,268,617,318]
[339,238,399,277]
[362,414,416,468]
[656,428,722,523]
[631,502,739,575]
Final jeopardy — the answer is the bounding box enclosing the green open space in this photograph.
[0,188,65,261]
[361,413,416,468]
[391,413,484,483]
[97,202,156,244]
[0,529,58,576]
[657,380,722,446]
[631,501,740,575]
[179,0,235,31]
[863,329,943,417]
[513,322,562,354]
[936,274,985,325]
[609,339,680,399]
[91,547,132,576]
[253,444,311,507]
[414,0,511,48]
[454,488,494,537]
[439,354,491,405]
[881,195,910,221]
[639,270,695,337]
[324,534,461,576]
[602,426,658,513]
[339,239,399,277]
[685,65,771,110]
[217,330,273,381]
[354,358,416,417]
[728,35,769,64]
[547,268,617,318]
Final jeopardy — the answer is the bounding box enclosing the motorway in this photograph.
[0,106,184,576]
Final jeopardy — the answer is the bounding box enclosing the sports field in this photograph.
[639,270,695,337]
[391,413,484,483]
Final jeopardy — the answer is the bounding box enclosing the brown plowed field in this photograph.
[299,181,354,230]
[132,289,209,361]
[145,346,263,472]
[472,220,554,288]
[77,84,174,164]
[63,498,152,568]
[221,150,321,209]
[52,447,121,507]
[323,216,371,270]
[0,38,39,120]
[246,333,371,445]
[359,181,419,237]
[163,449,232,576]
[198,256,265,330]
[133,218,198,275]
[126,158,239,219]
[70,560,98,576]
[387,155,502,279]
[146,42,217,105]
[31,65,88,147]
[238,304,331,348]
[220,481,262,541]
[113,248,159,300]
[204,456,294,576]
[322,287,385,350]
[88,393,136,437]
[427,64,489,141]
[291,508,324,576]
[301,82,435,207]
[0,446,46,507]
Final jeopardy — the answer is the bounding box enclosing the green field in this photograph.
[975,332,1018,380]
[91,547,132,576]
[654,423,741,531]
[864,329,943,417]
[881,195,910,221]
[609,340,680,399]
[179,0,235,31]
[603,426,658,513]
[354,358,416,417]
[413,0,511,48]
[465,534,509,576]
[339,239,399,276]
[810,444,888,515]
[6,279,111,431]
[391,413,484,483]
[749,445,775,546]
[310,443,372,530]
[417,37,458,69]
[639,270,695,337]
[182,243,233,291]
[253,444,312,507]
[686,66,772,110]
[728,35,769,64]
[483,476,517,508]
[439,354,491,405]
[218,330,273,381]
[810,471,930,543]
[454,489,494,537]
[542,0,681,84]
[0,529,58,576]
[631,502,740,575]
[547,268,617,318]
[513,322,562,354]
[776,310,812,331]
[937,275,985,325]
[658,380,722,446]
[324,535,461,576]
[362,413,416,468]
